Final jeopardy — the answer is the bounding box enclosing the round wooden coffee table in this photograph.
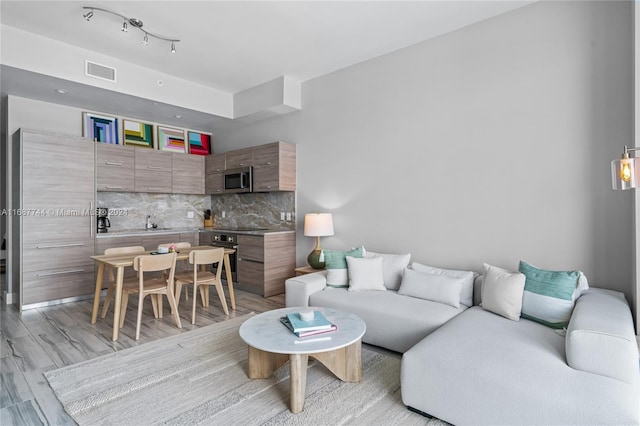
[239,307,366,413]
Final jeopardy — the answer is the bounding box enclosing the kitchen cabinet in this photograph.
[225,148,253,169]
[96,144,135,192]
[251,142,296,192]
[236,233,295,297]
[134,149,172,193]
[205,153,225,195]
[172,153,204,194]
[10,129,96,309]
[205,153,226,174]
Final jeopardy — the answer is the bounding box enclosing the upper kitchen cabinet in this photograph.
[10,129,96,310]
[96,144,135,192]
[225,148,253,169]
[134,148,172,193]
[205,153,225,195]
[252,142,296,192]
[172,153,204,194]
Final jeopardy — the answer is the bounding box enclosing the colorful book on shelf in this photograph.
[280,316,337,338]
[285,311,333,333]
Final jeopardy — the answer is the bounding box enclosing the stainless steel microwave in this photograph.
[224,167,253,193]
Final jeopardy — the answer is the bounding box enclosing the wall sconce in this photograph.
[612,146,640,190]
[304,213,334,269]
[82,6,180,53]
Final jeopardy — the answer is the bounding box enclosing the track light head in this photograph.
[171,42,176,53]
[142,34,149,45]
[83,10,93,21]
[121,21,128,32]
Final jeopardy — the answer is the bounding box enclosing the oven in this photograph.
[210,233,238,282]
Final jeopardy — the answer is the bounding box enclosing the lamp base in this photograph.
[307,249,326,269]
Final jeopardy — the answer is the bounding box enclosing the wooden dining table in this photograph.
[90,246,236,341]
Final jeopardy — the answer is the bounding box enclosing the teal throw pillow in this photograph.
[322,247,364,288]
[518,261,580,329]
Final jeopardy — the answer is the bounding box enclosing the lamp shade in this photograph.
[304,213,334,237]
[612,156,638,190]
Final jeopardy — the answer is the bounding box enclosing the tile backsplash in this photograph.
[96,192,295,231]
[210,192,295,231]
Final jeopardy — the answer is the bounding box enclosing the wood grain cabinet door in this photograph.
[225,148,253,169]
[96,144,135,192]
[172,153,204,194]
[251,142,296,192]
[134,149,172,193]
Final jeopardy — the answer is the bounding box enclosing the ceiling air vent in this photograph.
[85,60,116,82]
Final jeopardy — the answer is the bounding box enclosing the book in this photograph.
[285,311,333,333]
[280,316,337,338]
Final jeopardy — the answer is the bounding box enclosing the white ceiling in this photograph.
[1,0,535,129]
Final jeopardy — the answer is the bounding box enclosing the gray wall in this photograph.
[215,2,635,302]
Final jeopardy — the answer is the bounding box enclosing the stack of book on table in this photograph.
[280,310,337,338]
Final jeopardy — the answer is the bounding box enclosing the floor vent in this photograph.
[85,60,116,82]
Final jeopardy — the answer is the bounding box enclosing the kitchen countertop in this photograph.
[96,227,295,238]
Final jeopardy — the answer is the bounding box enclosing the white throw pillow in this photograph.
[346,256,386,292]
[481,263,526,321]
[411,262,476,307]
[366,251,411,290]
[397,267,464,308]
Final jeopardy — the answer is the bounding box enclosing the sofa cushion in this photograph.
[398,267,464,308]
[321,247,364,288]
[346,256,386,292]
[481,263,525,321]
[566,289,639,384]
[519,261,579,329]
[401,306,640,425]
[411,262,475,307]
[310,288,466,353]
[366,251,411,290]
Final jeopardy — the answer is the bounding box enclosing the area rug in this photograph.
[45,314,445,425]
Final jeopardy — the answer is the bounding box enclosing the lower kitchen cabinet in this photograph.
[237,233,295,297]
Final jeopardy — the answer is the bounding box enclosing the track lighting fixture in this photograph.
[82,6,179,53]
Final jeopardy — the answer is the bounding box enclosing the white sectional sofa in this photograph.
[285,262,640,425]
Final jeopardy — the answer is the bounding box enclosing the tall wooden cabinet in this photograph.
[10,129,96,309]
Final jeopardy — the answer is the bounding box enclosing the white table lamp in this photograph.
[304,213,334,269]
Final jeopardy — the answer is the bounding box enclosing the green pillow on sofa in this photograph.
[321,247,364,288]
[518,261,580,329]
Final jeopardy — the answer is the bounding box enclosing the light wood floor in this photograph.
[0,275,285,425]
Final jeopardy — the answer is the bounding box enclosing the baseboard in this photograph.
[4,291,14,304]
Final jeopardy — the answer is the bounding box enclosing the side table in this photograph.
[294,265,324,276]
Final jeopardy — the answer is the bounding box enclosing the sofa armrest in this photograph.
[285,270,328,307]
[565,288,639,384]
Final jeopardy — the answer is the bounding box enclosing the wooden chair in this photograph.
[100,245,146,319]
[119,252,181,340]
[159,242,191,300]
[174,248,228,324]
